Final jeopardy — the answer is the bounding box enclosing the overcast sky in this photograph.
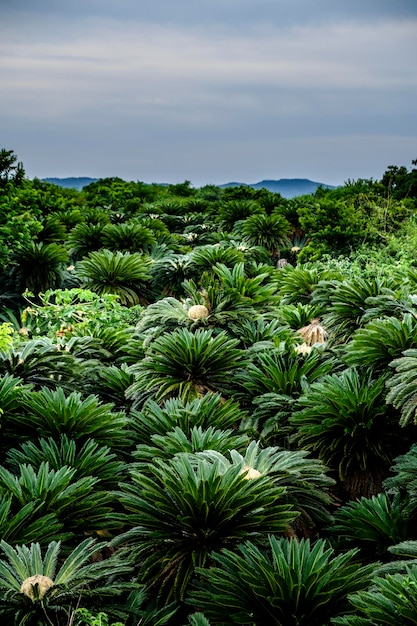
[1,0,416,186]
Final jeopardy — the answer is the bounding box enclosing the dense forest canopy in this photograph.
[1,147,417,625]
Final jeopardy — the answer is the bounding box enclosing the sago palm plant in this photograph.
[113,454,297,602]
[332,565,417,625]
[130,393,247,446]
[17,387,131,448]
[188,536,375,626]
[0,538,133,626]
[291,367,404,499]
[126,327,247,404]
[76,249,152,306]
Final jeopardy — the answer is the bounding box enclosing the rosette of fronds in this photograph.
[17,387,131,448]
[188,537,375,626]
[0,462,117,536]
[5,434,126,490]
[0,337,81,391]
[101,221,156,253]
[228,317,292,350]
[291,367,404,499]
[343,314,417,373]
[0,538,133,625]
[113,454,297,602]
[76,249,152,306]
[67,222,107,261]
[274,263,338,306]
[234,212,291,258]
[126,328,247,404]
[330,493,411,562]
[10,241,68,295]
[232,346,334,446]
[132,426,249,473]
[149,253,193,298]
[188,244,245,274]
[0,495,64,546]
[277,302,324,330]
[217,199,263,231]
[320,276,396,344]
[130,393,247,446]
[198,441,335,531]
[332,565,417,626]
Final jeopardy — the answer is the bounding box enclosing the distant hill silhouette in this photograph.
[220,178,336,198]
[41,176,336,198]
[41,177,98,190]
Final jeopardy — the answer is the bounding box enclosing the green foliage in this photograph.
[386,349,417,426]
[343,314,417,372]
[114,454,297,601]
[0,537,133,625]
[189,536,375,625]
[291,368,401,498]
[127,327,247,403]
[332,566,417,625]
[76,249,152,306]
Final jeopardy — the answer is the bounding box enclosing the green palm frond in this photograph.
[10,241,68,294]
[6,435,126,489]
[133,426,249,470]
[130,393,247,445]
[235,212,291,257]
[67,222,107,260]
[0,538,133,624]
[189,244,245,273]
[101,222,156,253]
[217,199,263,230]
[321,276,395,343]
[386,349,417,426]
[330,493,410,560]
[332,566,417,626]
[0,496,65,545]
[188,536,375,626]
[199,441,335,529]
[114,454,296,602]
[0,337,81,390]
[0,462,116,534]
[274,263,337,306]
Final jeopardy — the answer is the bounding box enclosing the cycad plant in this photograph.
[130,393,247,445]
[198,441,335,531]
[188,536,375,626]
[76,249,152,306]
[17,387,130,448]
[113,454,297,602]
[101,222,156,253]
[291,367,404,499]
[0,538,133,626]
[330,492,411,562]
[127,327,247,404]
[9,241,69,295]
[235,212,291,258]
[0,462,117,537]
[343,313,417,373]
[332,565,417,625]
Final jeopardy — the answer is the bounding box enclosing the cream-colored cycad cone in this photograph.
[297,318,327,346]
[239,464,262,480]
[188,304,209,320]
[20,574,54,601]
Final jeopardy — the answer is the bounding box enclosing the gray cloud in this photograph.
[1,0,416,185]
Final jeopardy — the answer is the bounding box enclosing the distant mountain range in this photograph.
[41,177,336,198]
